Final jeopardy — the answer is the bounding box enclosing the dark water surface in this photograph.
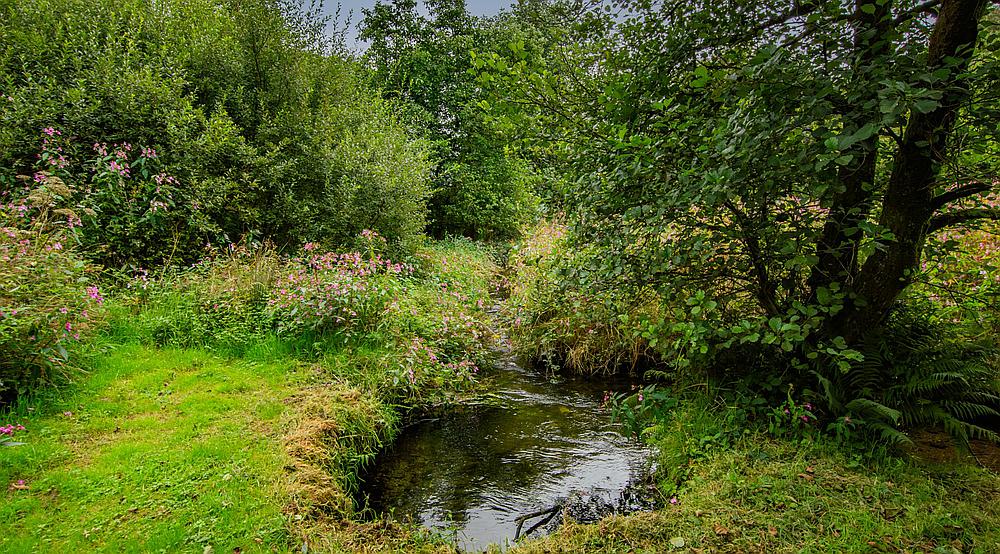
[359,358,653,552]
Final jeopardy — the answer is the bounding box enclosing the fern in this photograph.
[812,306,1000,449]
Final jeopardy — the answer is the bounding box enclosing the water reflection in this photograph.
[360,361,652,552]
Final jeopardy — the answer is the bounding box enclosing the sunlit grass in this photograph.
[0,345,298,552]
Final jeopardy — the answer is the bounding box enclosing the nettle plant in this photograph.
[1,129,104,395]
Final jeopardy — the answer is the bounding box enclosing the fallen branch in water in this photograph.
[514,503,563,541]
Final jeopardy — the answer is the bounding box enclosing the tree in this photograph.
[360,0,540,240]
[484,0,1000,370]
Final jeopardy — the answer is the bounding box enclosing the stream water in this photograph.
[358,356,654,552]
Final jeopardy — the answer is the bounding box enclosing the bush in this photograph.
[0,171,103,397]
[430,153,540,241]
[503,221,655,374]
[0,0,434,266]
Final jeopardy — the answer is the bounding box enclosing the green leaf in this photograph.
[913,99,939,114]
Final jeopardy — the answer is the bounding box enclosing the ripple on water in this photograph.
[360,363,653,552]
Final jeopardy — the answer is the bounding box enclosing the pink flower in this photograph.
[669,497,679,505]
[86,286,104,304]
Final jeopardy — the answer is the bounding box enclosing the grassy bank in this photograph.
[519,433,1000,553]
[1,239,495,553]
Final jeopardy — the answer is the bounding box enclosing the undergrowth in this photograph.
[1,238,497,552]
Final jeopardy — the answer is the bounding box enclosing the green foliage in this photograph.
[608,384,677,440]
[503,221,656,373]
[811,306,1000,448]
[112,245,281,353]
[480,0,1000,379]
[0,171,103,397]
[106,238,497,405]
[766,388,820,441]
[361,0,541,240]
[0,0,433,266]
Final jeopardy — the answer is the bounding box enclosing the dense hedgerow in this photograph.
[0,0,433,266]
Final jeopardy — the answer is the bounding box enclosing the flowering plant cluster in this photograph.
[394,335,480,398]
[1,130,104,393]
[83,137,216,266]
[608,385,679,439]
[269,241,413,338]
[767,392,819,440]
[1,422,26,446]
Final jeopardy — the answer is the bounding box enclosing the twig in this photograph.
[513,503,563,540]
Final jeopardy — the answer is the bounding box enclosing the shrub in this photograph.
[0,170,103,397]
[1,0,434,266]
[503,221,655,374]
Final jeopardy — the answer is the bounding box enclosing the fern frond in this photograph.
[845,398,901,424]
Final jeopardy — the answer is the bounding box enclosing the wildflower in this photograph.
[86,286,104,304]
[800,415,810,423]
[669,497,679,505]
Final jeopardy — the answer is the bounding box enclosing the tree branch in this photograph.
[752,2,821,34]
[931,181,993,210]
[928,208,1000,232]
[892,0,942,27]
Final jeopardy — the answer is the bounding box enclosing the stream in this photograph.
[358,354,654,552]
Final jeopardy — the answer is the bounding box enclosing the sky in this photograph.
[319,0,515,51]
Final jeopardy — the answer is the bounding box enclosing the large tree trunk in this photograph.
[840,0,990,342]
[808,0,889,302]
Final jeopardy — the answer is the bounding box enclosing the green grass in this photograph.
[0,240,499,553]
[1,345,305,552]
[517,418,1000,553]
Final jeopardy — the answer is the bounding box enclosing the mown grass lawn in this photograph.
[1,344,304,553]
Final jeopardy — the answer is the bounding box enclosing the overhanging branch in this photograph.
[928,208,1000,233]
[931,181,993,210]
[892,0,942,27]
